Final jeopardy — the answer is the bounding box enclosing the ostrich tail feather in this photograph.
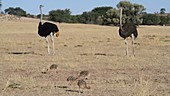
[56,32,60,37]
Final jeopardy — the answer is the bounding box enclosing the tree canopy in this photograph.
[142,14,160,25]
[160,8,166,14]
[49,9,71,23]
[116,1,145,24]
[4,7,27,16]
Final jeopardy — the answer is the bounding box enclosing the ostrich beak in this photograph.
[40,5,44,8]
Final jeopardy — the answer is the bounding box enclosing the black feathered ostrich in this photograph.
[38,5,59,54]
[119,7,138,56]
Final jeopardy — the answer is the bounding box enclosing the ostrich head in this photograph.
[39,5,44,8]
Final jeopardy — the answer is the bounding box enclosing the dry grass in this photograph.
[0,18,170,96]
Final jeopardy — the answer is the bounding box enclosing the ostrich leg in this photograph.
[131,34,135,56]
[124,38,128,56]
[45,37,50,54]
[50,32,55,54]
[78,87,81,96]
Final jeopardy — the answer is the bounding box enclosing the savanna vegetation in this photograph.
[2,1,170,26]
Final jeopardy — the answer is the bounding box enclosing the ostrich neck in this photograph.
[120,8,123,29]
[40,7,43,22]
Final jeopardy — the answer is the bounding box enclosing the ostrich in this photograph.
[67,76,77,86]
[49,64,58,70]
[118,7,138,56]
[38,5,59,54]
[76,70,90,80]
[41,64,58,74]
[49,64,58,73]
[77,79,90,94]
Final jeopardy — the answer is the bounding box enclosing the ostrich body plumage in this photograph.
[119,22,138,39]
[38,22,59,37]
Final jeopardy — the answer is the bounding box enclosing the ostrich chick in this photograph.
[77,79,90,94]
[77,70,90,80]
[67,76,77,86]
[49,64,58,70]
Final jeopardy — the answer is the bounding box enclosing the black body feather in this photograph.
[38,22,59,37]
[119,22,138,39]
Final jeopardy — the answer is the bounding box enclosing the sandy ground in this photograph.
[0,18,170,96]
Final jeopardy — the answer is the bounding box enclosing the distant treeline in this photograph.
[2,1,170,26]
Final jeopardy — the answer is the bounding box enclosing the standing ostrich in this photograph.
[38,5,59,54]
[118,7,138,56]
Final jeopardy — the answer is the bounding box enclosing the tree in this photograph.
[142,14,160,25]
[167,15,170,25]
[79,11,98,24]
[74,1,145,25]
[49,9,71,23]
[79,6,114,24]
[89,6,113,24]
[160,8,166,14]
[160,16,167,25]
[4,7,27,16]
[98,8,119,25]
[116,1,145,24]
[69,15,80,23]
[91,6,113,16]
